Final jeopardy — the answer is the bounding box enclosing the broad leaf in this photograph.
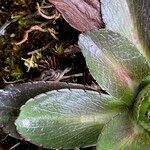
[15,89,124,149]
[101,0,150,60]
[0,81,92,139]
[79,29,150,105]
[97,112,150,150]
[48,0,102,32]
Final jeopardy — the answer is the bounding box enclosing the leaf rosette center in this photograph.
[134,82,150,132]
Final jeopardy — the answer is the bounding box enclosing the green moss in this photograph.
[0,0,59,83]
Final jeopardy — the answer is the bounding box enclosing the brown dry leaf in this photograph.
[48,0,102,32]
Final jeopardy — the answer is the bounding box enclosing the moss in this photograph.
[0,0,60,84]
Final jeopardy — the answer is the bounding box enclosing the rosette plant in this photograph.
[0,0,150,149]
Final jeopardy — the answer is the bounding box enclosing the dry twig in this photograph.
[36,2,60,20]
[15,25,58,45]
[27,43,51,55]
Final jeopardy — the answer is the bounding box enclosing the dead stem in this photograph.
[36,2,60,20]
[48,28,58,40]
[27,42,51,55]
[9,142,20,150]
[15,25,58,45]
[2,78,25,84]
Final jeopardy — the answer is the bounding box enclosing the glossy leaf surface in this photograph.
[101,0,150,59]
[79,29,150,105]
[0,81,92,139]
[97,112,150,150]
[16,89,124,149]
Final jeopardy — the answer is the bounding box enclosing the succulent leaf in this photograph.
[101,0,150,60]
[15,89,124,149]
[97,112,150,150]
[101,0,133,42]
[78,29,150,105]
[134,83,150,132]
[138,75,150,92]
[0,81,92,139]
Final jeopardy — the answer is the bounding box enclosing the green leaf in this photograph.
[101,0,133,42]
[134,83,150,132]
[97,112,150,150]
[15,89,124,149]
[0,81,92,139]
[78,29,150,105]
[138,75,150,92]
[101,0,150,60]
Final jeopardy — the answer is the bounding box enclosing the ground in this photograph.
[0,0,96,149]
